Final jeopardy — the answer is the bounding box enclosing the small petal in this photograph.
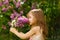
[10,14,15,20]
[16,1,20,8]
[13,10,20,17]
[13,0,16,5]
[2,7,7,12]
[3,0,9,6]
[20,10,23,16]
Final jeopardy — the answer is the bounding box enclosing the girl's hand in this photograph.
[10,27,17,33]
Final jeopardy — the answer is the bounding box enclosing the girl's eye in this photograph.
[28,16,31,18]
[29,17,31,19]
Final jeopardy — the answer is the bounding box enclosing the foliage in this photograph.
[0,0,60,40]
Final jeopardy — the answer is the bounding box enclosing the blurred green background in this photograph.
[0,0,60,40]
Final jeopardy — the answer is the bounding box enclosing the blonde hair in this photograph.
[27,9,48,39]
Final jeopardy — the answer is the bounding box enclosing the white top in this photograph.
[29,34,44,40]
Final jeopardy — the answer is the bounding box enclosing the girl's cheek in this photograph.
[29,18,32,22]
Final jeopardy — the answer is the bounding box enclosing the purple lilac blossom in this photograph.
[0,2,2,7]
[10,10,29,27]
[13,0,16,5]
[16,1,20,8]
[14,17,29,27]
[13,10,20,17]
[10,10,21,20]
[10,13,15,20]
[2,7,7,12]
[20,10,23,16]
[3,0,9,6]
[17,17,29,24]
[14,17,24,27]
[15,21,24,27]
[10,16,29,27]
[10,13,19,20]
[23,18,29,24]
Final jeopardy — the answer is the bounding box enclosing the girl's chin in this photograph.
[29,22,34,25]
[29,23,32,25]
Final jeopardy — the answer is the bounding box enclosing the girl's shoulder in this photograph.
[33,26,40,29]
[31,26,40,32]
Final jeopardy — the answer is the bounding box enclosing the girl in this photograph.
[10,9,48,40]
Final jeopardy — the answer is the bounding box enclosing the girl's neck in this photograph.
[30,22,40,29]
[31,24,40,28]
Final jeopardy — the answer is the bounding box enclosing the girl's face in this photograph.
[27,13,36,25]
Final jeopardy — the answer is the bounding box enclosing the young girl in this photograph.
[10,9,48,40]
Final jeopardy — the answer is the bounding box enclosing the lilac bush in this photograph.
[10,11,29,28]
[0,0,39,40]
[0,0,59,40]
[0,0,29,28]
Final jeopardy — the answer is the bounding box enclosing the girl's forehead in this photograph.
[27,13,32,17]
[27,12,32,16]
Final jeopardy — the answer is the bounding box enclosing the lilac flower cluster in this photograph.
[0,0,36,12]
[10,10,29,28]
[15,16,29,27]
[0,0,37,29]
[0,0,29,28]
[0,0,26,12]
[10,10,20,20]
